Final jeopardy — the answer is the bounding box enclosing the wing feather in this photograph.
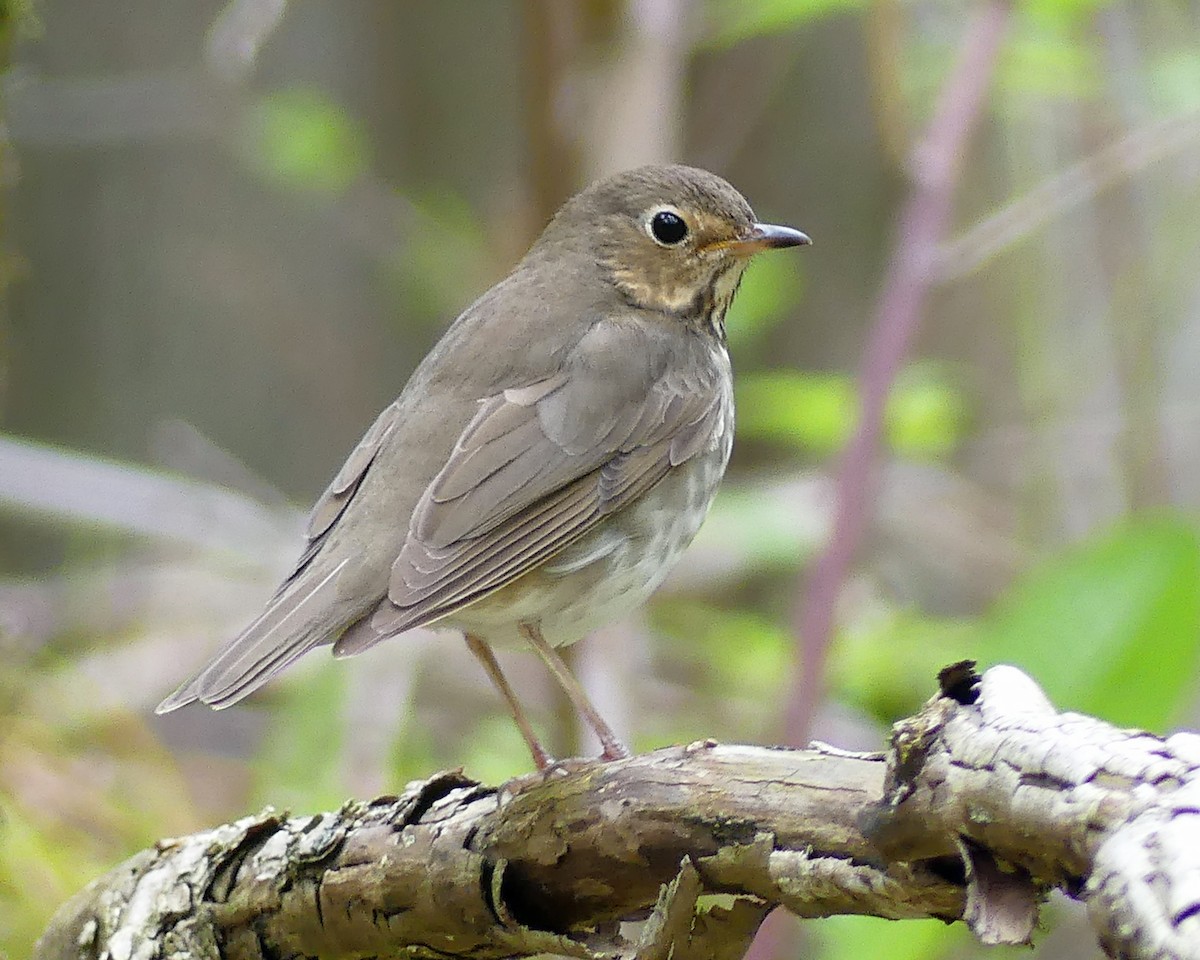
[340,321,730,656]
[306,403,401,540]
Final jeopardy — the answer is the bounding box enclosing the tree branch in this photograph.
[35,665,1200,959]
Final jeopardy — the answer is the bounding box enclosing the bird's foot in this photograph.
[599,738,631,761]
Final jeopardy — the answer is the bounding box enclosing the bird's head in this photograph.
[535,164,810,339]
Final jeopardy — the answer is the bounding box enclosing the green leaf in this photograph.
[725,254,806,348]
[737,367,967,459]
[884,366,968,459]
[459,714,545,785]
[703,0,866,49]
[694,484,825,572]
[1020,0,1114,28]
[815,915,965,960]
[998,31,1100,101]
[656,603,786,687]
[975,515,1200,730]
[993,3,1109,109]
[391,191,491,320]
[830,608,977,722]
[245,88,370,194]
[0,799,108,955]
[652,601,793,740]
[736,371,858,455]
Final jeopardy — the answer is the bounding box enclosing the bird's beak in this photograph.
[730,222,812,255]
[700,223,811,256]
[700,223,812,257]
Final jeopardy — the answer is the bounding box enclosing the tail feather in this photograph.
[155,559,353,713]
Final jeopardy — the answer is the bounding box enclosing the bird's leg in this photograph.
[519,622,630,761]
[464,633,553,771]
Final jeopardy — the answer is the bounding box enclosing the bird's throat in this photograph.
[704,263,746,341]
[609,261,746,342]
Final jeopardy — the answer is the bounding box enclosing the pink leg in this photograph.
[519,622,630,761]
[465,633,553,771]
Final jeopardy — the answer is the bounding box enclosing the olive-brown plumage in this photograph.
[157,164,809,765]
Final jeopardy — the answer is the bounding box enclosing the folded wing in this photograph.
[335,323,728,652]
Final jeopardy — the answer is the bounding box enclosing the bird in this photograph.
[157,164,810,769]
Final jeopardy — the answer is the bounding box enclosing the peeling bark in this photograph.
[34,665,1200,960]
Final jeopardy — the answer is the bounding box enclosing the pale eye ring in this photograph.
[647,209,689,246]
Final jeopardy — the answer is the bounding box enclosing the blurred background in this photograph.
[3,0,1200,956]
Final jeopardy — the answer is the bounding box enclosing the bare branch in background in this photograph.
[784,1,1013,748]
[522,0,581,229]
[581,0,689,178]
[0,432,300,561]
[206,0,289,83]
[34,665,1200,960]
[537,0,693,757]
[939,107,1200,281]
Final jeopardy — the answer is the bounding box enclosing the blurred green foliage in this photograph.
[1021,0,1113,27]
[814,915,965,960]
[253,667,350,813]
[1,707,199,953]
[388,191,495,321]
[832,608,977,723]
[727,221,969,462]
[831,514,1200,729]
[1,0,40,46]
[975,515,1200,729]
[458,713,540,785]
[703,0,866,49]
[735,364,967,459]
[1149,50,1200,112]
[666,508,1200,743]
[244,88,371,195]
[886,365,969,458]
[702,486,826,570]
[998,26,1101,103]
[736,371,859,454]
[725,256,807,349]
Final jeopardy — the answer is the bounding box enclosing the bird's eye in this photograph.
[648,210,689,246]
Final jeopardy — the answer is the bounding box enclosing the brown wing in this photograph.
[281,402,402,584]
[334,322,729,652]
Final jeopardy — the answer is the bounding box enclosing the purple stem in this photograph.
[781,1,1013,748]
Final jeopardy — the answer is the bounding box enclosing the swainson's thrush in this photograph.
[157,165,809,767]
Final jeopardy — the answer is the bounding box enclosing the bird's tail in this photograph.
[156,558,354,713]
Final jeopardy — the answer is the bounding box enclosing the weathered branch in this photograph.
[35,665,1200,960]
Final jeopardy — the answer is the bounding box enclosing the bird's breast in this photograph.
[450,374,734,649]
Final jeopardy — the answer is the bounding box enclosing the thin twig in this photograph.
[782,1,1013,748]
[937,106,1200,281]
[205,0,289,83]
[0,432,300,559]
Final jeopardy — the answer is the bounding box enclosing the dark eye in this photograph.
[649,210,688,246]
